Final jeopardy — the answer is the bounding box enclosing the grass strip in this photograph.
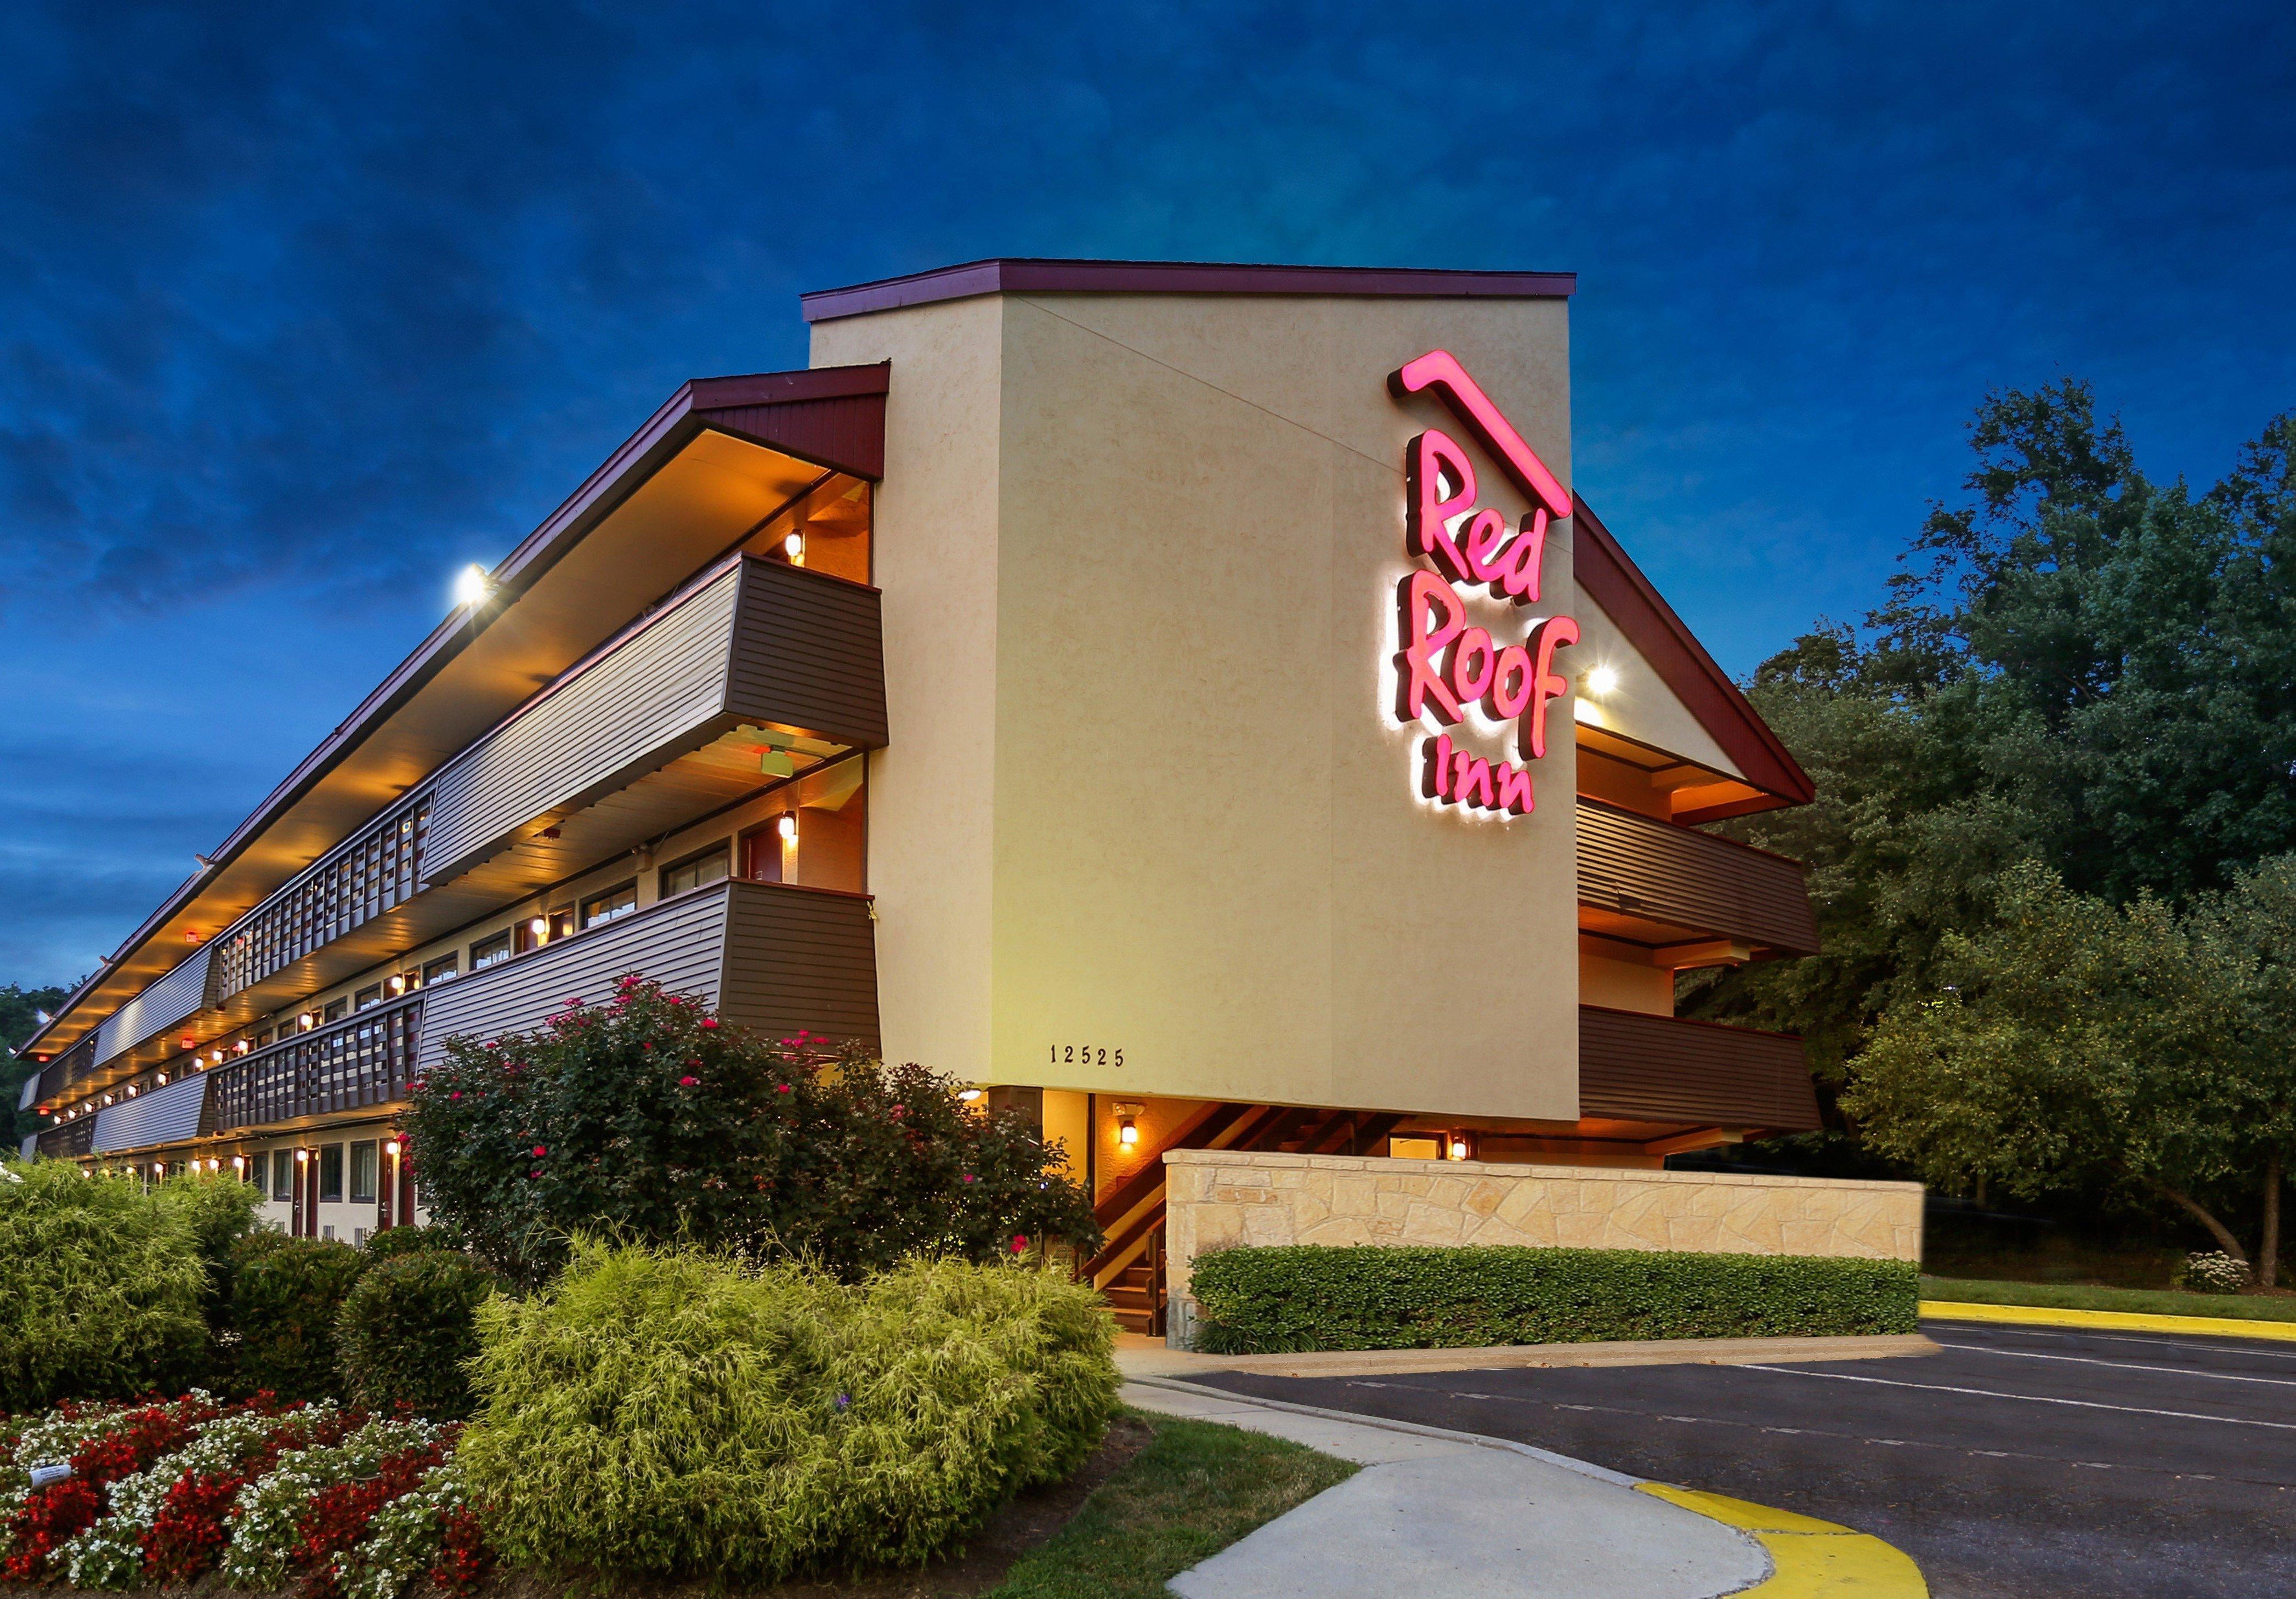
[985,1411,1357,1598]
[1923,1275,2296,1323]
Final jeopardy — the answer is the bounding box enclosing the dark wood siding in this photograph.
[93,944,214,1067]
[36,1118,95,1160]
[413,884,736,1072]
[719,881,881,1050]
[423,565,744,881]
[1577,801,1819,955]
[1578,1005,1821,1131]
[726,558,888,749]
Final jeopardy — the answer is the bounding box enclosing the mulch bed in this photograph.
[3,1416,1155,1599]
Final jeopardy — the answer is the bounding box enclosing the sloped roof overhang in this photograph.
[21,364,888,1060]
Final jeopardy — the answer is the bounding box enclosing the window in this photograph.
[244,1155,263,1187]
[319,1144,344,1203]
[349,1141,378,1204]
[470,931,511,971]
[514,909,574,955]
[582,881,637,928]
[423,954,458,985]
[322,1225,336,1242]
[354,1227,369,1248]
[271,1150,292,1202]
[323,997,348,1023]
[354,984,383,1011]
[661,844,730,898]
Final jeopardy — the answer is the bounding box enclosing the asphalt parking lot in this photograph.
[1193,1319,2296,1598]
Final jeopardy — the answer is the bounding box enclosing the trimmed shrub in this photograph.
[1188,1245,1921,1353]
[337,1252,503,1419]
[404,976,1098,1288]
[231,1237,370,1402]
[360,1224,453,1262]
[459,1240,1119,1579]
[154,1171,263,1368]
[0,1161,207,1410]
[2174,1249,2250,1294]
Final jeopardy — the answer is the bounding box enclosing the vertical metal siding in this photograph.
[89,1071,211,1153]
[1577,1006,1821,1130]
[727,559,889,749]
[413,883,736,1073]
[719,882,881,1050]
[92,944,214,1067]
[1576,801,1821,954]
[424,566,742,878]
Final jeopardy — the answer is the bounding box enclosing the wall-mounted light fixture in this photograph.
[389,974,406,995]
[1584,665,1620,698]
[1447,1135,1471,1161]
[294,1148,309,1164]
[235,1040,250,1054]
[783,530,805,563]
[299,1013,316,1031]
[1112,1101,1146,1149]
[529,916,549,940]
[957,1088,984,1103]
[776,813,798,843]
[452,564,493,609]
[384,1140,401,1158]
[155,1074,167,1087]
[231,1155,245,1171]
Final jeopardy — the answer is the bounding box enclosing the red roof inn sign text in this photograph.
[1390,350,1577,818]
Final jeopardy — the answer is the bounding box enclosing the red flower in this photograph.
[1011,1234,1029,1253]
[679,1075,698,1086]
[450,1091,461,1100]
[776,1083,793,1093]
[962,1173,977,1184]
[700,1017,719,1029]
[531,1145,546,1156]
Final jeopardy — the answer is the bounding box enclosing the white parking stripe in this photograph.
[1938,1342,2296,1390]
[1740,1364,2296,1430]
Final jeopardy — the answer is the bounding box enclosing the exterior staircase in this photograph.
[1086,1102,1405,1336]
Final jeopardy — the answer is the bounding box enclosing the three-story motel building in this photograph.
[16,260,1821,1330]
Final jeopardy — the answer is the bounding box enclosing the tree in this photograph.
[1844,861,2289,1277]
[2,982,75,1146]
[405,976,1100,1287]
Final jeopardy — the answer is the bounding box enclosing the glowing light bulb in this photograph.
[776,814,798,843]
[452,564,492,608]
[1119,1119,1140,1148]
[783,531,804,563]
[1584,665,1619,698]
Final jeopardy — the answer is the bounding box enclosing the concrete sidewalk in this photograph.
[1129,1377,1771,1598]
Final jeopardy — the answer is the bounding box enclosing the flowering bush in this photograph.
[2176,1250,2251,1295]
[220,1416,443,1590]
[406,976,1099,1286]
[1,1393,224,1580]
[340,1459,490,1599]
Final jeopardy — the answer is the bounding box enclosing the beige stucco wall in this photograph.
[819,289,1586,1121]
[1163,1147,1924,1308]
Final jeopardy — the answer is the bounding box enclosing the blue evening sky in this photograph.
[3,2,2291,985]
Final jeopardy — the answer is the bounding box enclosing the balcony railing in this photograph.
[1578,1005,1820,1132]
[204,990,425,1132]
[1577,800,1819,956]
[207,797,430,1006]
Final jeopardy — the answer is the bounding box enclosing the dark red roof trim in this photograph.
[802,258,1576,323]
[1572,494,1815,812]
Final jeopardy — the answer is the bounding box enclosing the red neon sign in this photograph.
[1389,350,1575,816]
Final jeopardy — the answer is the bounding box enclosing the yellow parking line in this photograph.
[1637,1483,1927,1596]
[1923,1299,2296,1343]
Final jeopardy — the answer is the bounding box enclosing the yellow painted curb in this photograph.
[1637,1483,1927,1596]
[1923,1299,2296,1343]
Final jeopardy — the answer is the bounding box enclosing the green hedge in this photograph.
[1189,1245,1920,1354]
[230,1234,370,1400]
[337,1250,503,1419]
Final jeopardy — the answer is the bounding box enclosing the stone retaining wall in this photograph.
[1164,1148,1923,1313]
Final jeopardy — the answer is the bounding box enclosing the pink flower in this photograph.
[1011,1234,1028,1254]
[776,1083,793,1094]
[889,1105,905,1119]
[679,1075,698,1087]
[450,1091,462,1100]
[532,1145,547,1157]
[961,1173,976,1184]
[700,1018,719,1030]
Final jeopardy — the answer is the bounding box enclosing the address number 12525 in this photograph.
[1050,1044,1124,1068]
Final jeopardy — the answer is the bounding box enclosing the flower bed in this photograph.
[0,1395,490,1599]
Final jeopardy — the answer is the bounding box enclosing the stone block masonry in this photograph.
[1163,1148,1923,1313]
